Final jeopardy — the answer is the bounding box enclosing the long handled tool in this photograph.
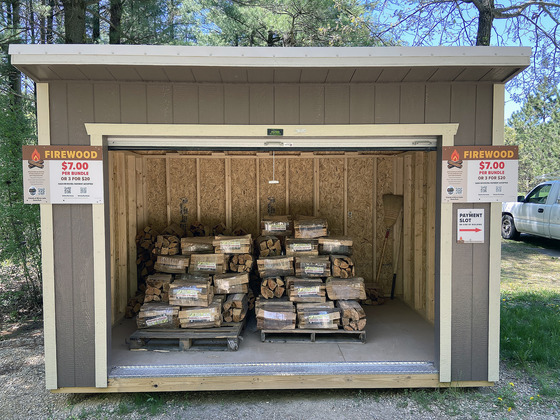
[375,194,403,290]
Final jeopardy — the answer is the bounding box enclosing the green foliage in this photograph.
[506,80,560,192]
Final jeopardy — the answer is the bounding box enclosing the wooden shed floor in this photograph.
[110,299,434,367]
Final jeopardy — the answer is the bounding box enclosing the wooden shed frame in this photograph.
[14,45,530,392]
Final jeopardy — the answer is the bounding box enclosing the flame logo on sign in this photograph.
[31,149,41,162]
[451,150,460,162]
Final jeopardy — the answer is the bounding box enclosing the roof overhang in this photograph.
[9,44,531,84]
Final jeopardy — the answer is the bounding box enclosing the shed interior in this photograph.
[108,147,438,370]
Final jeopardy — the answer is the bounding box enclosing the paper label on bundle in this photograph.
[290,243,312,251]
[307,313,330,323]
[187,311,213,321]
[220,240,241,250]
[145,315,168,327]
[297,286,320,296]
[263,310,288,321]
[196,262,216,271]
[304,265,324,274]
[175,288,200,298]
[264,260,289,269]
[265,221,287,231]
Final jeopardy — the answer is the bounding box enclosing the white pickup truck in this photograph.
[501,180,560,240]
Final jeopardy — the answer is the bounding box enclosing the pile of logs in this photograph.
[256,236,282,257]
[144,273,172,303]
[364,287,386,306]
[222,293,248,323]
[330,255,355,278]
[153,235,180,256]
[190,221,210,237]
[260,277,285,299]
[125,292,145,318]
[136,226,158,281]
[337,300,367,331]
[228,254,254,273]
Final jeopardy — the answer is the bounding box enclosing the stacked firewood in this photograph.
[255,298,296,330]
[330,255,355,278]
[256,236,282,257]
[222,293,248,323]
[144,273,172,303]
[260,277,285,299]
[229,254,254,273]
[153,235,180,256]
[337,300,367,331]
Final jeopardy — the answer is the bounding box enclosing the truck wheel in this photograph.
[501,215,520,240]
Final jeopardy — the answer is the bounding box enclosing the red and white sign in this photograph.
[457,209,484,243]
[23,146,104,204]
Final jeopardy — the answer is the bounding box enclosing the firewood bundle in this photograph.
[190,221,210,237]
[337,300,367,331]
[136,226,158,280]
[330,255,356,278]
[228,254,254,273]
[153,235,180,256]
[222,293,248,323]
[169,278,213,307]
[364,288,386,306]
[179,300,222,328]
[181,237,214,255]
[297,305,340,330]
[288,279,326,303]
[325,277,367,301]
[154,255,189,274]
[189,253,227,275]
[257,256,294,277]
[125,293,145,318]
[295,256,331,278]
[212,222,228,236]
[293,217,328,239]
[144,273,172,303]
[161,222,184,238]
[260,277,285,299]
[285,238,319,257]
[261,215,292,236]
[214,272,249,294]
[255,298,296,330]
[256,236,282,257]
[213,235,252,254]
[137,303,180,329]
[247,289,256,311]
[318,237,353,256]
[232,227,249,236]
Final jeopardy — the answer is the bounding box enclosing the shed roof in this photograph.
[9,44,530,84]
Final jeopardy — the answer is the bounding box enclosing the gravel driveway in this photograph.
[1,322,558,420]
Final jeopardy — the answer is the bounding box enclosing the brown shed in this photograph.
[10,44,530,392]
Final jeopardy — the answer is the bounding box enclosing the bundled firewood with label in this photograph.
[256,236,282,257]
[229,253,254,273]
[260,277,285,299]
[222,293,248,323]
[154,255,189,274]
[285,238,319,257]
[330,255,356,278]
[293,217,328,239]
[213,234,252,254]
[325,277,367,301]
[179,300,222,328]
[214,272,249,294]
[297,306,341,330]
[257,256,294,278]
[295,256,331,278]
[288,278,326,303]
[337,300,367,331]
[189,253,227,275]
[137,303,180,329]
[169,278,213,307]
[261,215,293,236]
[256,299,296,330]
[144,273,172,303]
[318,237,353,256]
[153,235,180,256]
[181,236,214,255]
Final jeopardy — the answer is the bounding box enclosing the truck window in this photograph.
[526,184,552,204]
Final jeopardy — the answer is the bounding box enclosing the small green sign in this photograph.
[267,128,284,136]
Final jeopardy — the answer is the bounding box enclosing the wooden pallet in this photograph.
[127,321,245,352]
[260,328,366,344]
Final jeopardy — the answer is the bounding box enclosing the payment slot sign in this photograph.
[23,146,104,204]
[457,209,484,244]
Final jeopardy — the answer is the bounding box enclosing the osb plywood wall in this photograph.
[109,150,436,324]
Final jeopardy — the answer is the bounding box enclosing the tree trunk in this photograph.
[47,0,55,43]
[62,0,87,44]
[109,0,122,44]
[5,0,22,106]
[92,0,100,43]
[475,0,494,46]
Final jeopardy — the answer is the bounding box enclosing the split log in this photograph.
[181,236,214,255]
[143,273,172,303]
[169,278,213,307]
[288,278,326,303]
[325,277,367,301]
[285,238,318,257]
[318,237,353,256]
[295,256,331,278]
[261,215,293,236]
[213,234,252,254]
[293,217,328,239]
[257,256,294,278]
[222,293,248,323]
[154,255,189,274]
[255,299,296,330]
[330,255,356,279]
[260,277,285,299]
[214,272,249,294]
[229,253,254,273]
[336,300,367,331]
[256,236,282,257]
[179,300,222,328]
[137,303,180,329]
[189,253,227,275]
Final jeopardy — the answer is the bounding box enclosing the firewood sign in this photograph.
[442,146,518,203]
[22,145,104,204]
